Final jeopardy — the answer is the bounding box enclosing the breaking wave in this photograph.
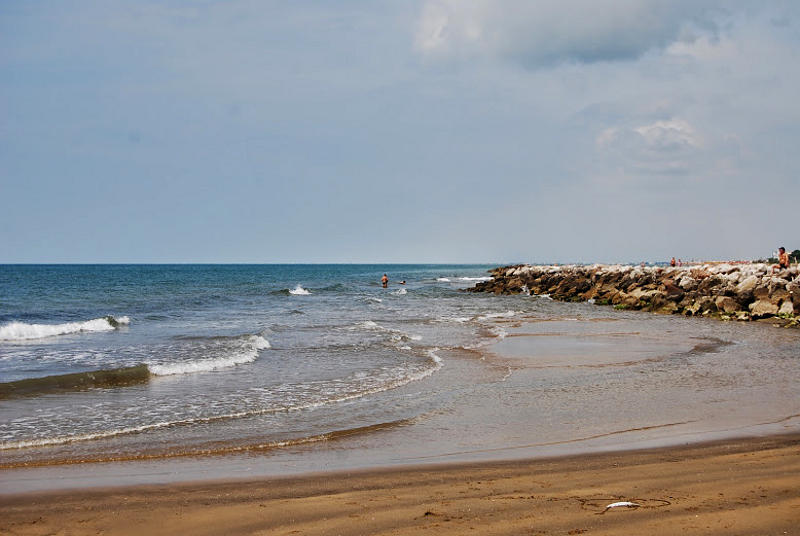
[0,348,441,451]
[289,285,311,295]
[148,335,270,376]
[0,316,130,341]
[0,334,272,398]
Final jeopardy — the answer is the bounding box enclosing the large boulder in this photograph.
[629,288,660,302]
[662,280,684,300]
[790,281,800,308]
[656,301,679,314]
[735,275,760,305]
[697,276,724,294]
[684,296,716,316]
[737,275,759,294]
[715,296,739,314]
[779,300,796,315]
[749,300,779,318]
[752,285,771,301]
[684,300,703,316]
[770,287,791,306]
[678,275,698,291]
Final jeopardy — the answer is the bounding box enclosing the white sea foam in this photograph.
[490,326,509,340]
[426,348,443,364]
[352,320,382,330]
[148,335,270,376]
[437,277,451,282]
[0,316,130,341]
[435,316,472,323]
[391,288,407,295]
[289,284,311,295]
[477,310,519,320]
[462,324,509,350]
[458,276,493,282]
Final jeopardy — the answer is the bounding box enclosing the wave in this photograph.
[0,365,150,399]
[350,320,383,331]
[435,316,472,323]
[391,288,407,295]
[0,350,441,451]
[477,310,519,320]
[289,284,311,295]
[437,277,451,282]
[148,335,270,376]
[0,316,130,341]
[0,335,270,398]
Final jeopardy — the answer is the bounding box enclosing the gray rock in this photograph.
[778,300,795,315]
[770,287,791,305]
[749,300,779,318]
[737,275,759,294]
[678,276,698,291]
[753,285,770,301]
[715,296,739,314]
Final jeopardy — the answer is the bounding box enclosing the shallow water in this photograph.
[0,265,798,492]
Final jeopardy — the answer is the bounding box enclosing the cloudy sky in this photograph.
[1,1,797,263]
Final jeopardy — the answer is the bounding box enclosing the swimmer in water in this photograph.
[381,274,388,288]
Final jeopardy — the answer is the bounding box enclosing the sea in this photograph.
[1,264,799,491]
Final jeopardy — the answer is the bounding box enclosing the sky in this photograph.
[1,1,798,264]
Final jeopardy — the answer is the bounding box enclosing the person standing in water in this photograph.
[381,274,388,288]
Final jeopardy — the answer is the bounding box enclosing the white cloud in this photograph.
[596,119,702,176]
[414,0,726,67]
[634,119,701,151]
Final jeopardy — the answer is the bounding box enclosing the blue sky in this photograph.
[1,1,798,263]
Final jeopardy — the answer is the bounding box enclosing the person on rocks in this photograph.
[772,247,790,274]
[381,274,389,288]
[670,257,677,267]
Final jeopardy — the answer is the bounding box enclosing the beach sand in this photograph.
[2,433,798,535]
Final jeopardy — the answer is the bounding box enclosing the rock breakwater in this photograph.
[469,263,799,325]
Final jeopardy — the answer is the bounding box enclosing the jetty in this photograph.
[469,263,799,325]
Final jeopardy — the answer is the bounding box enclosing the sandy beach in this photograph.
[2,433,798,535]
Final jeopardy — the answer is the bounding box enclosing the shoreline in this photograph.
[2,432,799,535]
[3,311,799,495]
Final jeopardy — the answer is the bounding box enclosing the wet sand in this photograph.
[2,433,799,535]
